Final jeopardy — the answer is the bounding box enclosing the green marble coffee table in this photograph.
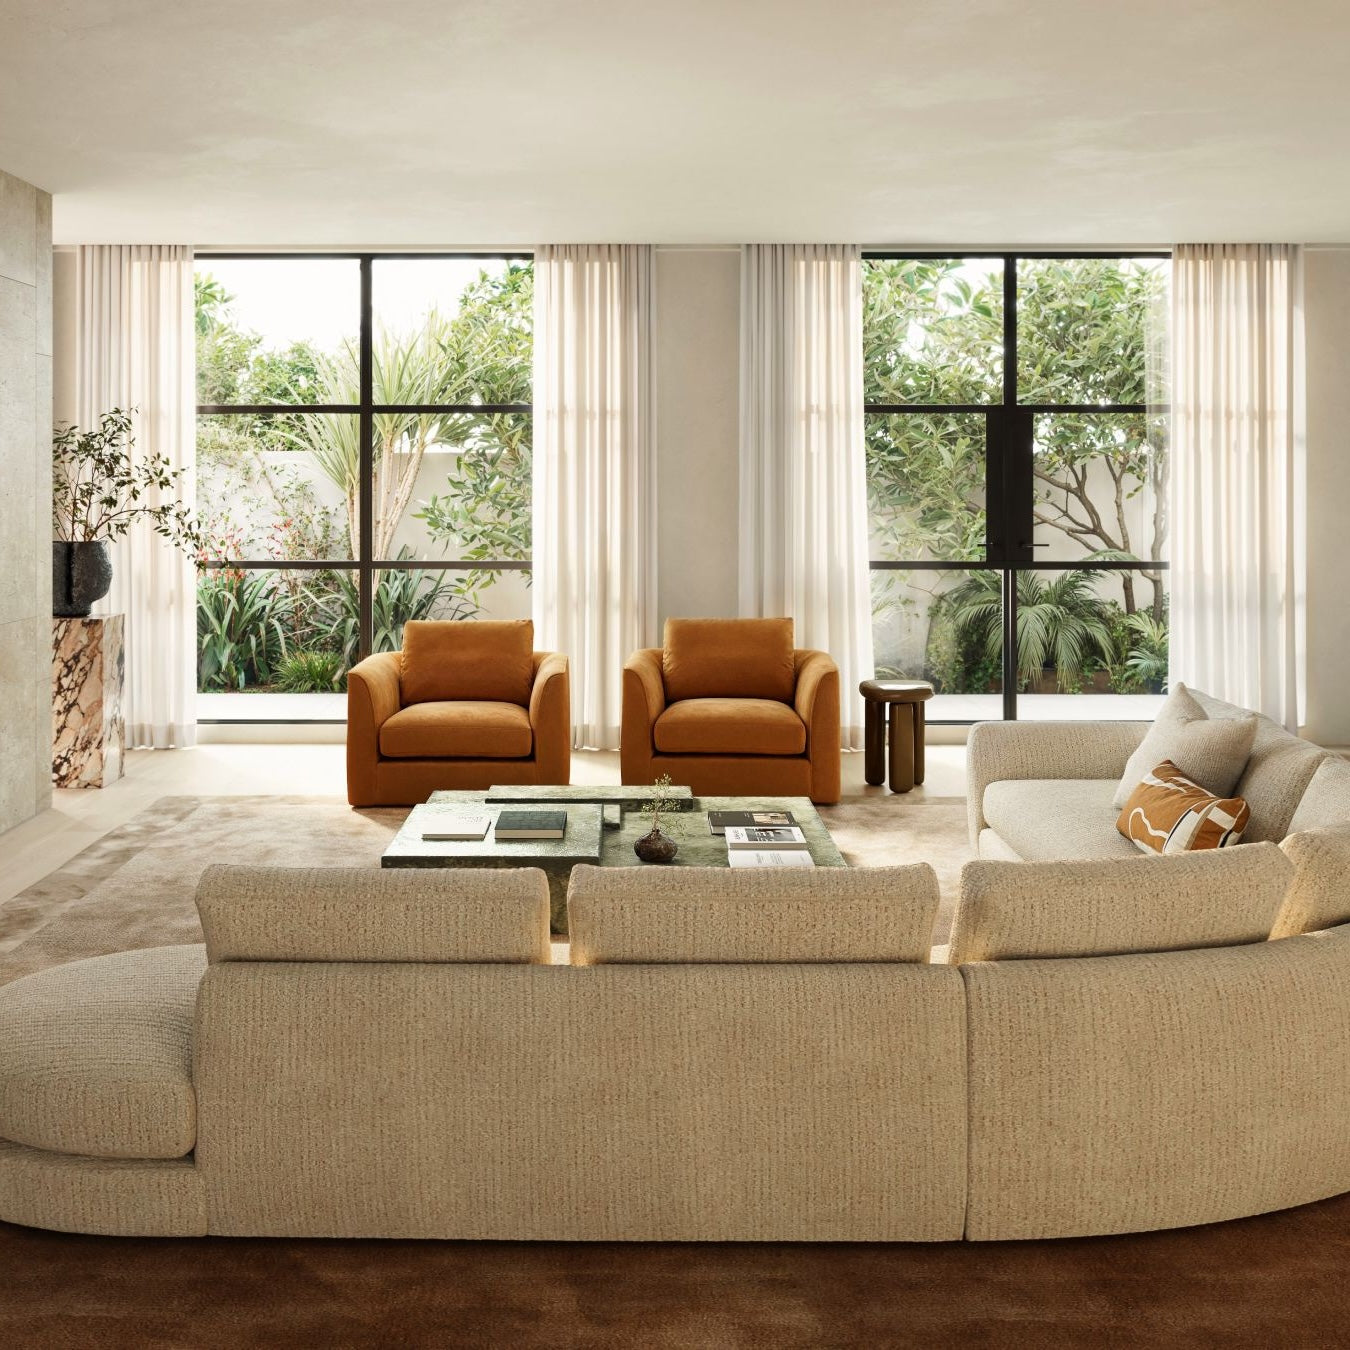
[381,786,845,933]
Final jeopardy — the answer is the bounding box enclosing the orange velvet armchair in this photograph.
[621,617,841,805]
[347,619,571,807]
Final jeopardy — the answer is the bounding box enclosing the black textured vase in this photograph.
[53,541,114,618]
[634,827,678,864]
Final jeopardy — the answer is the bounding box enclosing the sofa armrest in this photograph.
[794,650,841,804]
[346,652,403,806]
[621,649,666,784]
[966,720,1149,847]
[529,652,571,782]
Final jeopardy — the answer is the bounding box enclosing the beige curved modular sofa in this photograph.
[4,847,1350,1244]
[967,688,1349,862]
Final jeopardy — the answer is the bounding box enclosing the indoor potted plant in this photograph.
[52,409,202,617]
[634,773,680,863]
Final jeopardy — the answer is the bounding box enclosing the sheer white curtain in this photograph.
[532,245,656,749]
[1170,244,1306,730]
[76,245,197,748]
[739,244,873,747]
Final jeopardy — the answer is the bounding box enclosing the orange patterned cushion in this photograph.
[1117,760,1250,854]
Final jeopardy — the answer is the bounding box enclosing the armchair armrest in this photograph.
[529,652,571,782]
[794,650,841,804]
[621,649,666,785]
[966,720,1149,847]
[346,652,403,806]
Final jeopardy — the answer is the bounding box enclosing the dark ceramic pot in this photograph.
[634,827,678,864]
[53,540,113,618]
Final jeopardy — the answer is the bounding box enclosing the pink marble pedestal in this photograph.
[52,615,126,788]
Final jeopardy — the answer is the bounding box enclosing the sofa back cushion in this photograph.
[1287,755,1350,835]
[196,864,551,964]
[1189,689,1329,842]
[1272,827,1350,938]
[567,863,940,964]
[948,843,1292,963]
[662,617,796,703]
[400,619,535,706]
[1113,684,1256,810]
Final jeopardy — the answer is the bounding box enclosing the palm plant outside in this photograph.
[193,264,532,693]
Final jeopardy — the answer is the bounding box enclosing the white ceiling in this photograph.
[2,0,1348,246]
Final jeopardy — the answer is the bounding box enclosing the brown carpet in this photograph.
[5,1194,1350,1349]
[4,794,1349,1346]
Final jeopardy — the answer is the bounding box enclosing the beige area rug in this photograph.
[0,795,972,984]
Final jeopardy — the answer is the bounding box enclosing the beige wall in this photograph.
[654,247,741,629]
[0,168,53,834]
[1302,247,1350,747]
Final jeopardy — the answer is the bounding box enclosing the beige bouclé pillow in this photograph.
[1113,683,1258,810]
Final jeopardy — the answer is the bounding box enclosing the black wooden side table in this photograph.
[859,679,934,793]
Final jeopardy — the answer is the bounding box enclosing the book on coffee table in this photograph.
[727,849,816,869]
[707,810,797,836]
[420,814,491,842]
[494,809,567,840]
[724,825,809,850]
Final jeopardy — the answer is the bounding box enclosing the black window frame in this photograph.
[194,250,534,679]
[862,250,1170,721]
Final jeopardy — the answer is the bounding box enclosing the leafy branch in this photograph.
[52,409,202,553]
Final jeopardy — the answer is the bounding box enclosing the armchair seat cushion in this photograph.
[654,698,807,756]
[380,701,533,760]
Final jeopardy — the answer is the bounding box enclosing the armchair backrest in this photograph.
[662,616,796,702]
[400,619,535,706]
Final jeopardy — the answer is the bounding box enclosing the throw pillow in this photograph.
[1112,683,1257,809]
[948,843,1292,964]
[1117,760,1251,854]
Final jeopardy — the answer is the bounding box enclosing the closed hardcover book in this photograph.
[494,809,567,840]
[724,825,809,850]
[420,814,491,842]
[727,849,816,869]
[707,810,797,836]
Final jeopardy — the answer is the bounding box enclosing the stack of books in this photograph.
[722,822,815,869]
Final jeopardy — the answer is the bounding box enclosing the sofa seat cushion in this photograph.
[983,779,1139,861]
[654,698,807,756]
[0,945,204,1160]
[379,701,532,759]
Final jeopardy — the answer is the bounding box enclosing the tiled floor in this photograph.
[0,743,970,907]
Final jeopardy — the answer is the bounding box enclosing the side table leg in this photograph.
[914,702,926,786]
[864,701,885,786]
[888,704,915,793]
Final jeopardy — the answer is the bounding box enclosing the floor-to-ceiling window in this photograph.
[193,253,532,720]
[863,253,1169,721]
